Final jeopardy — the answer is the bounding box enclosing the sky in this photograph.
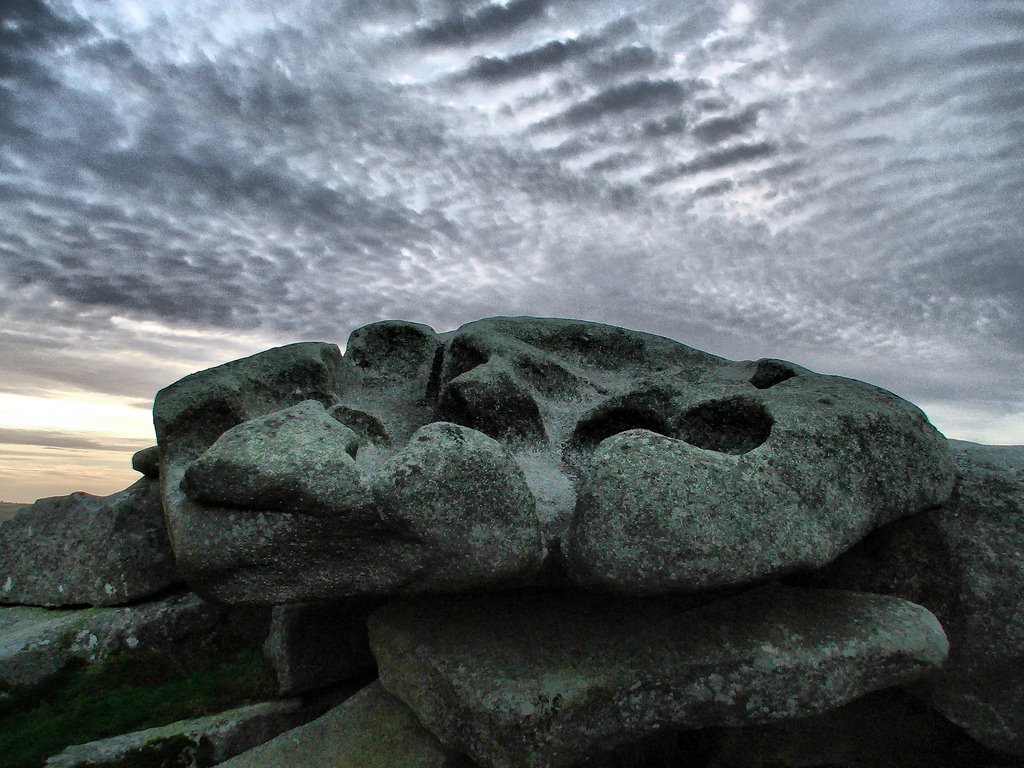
[0,0,1021,503]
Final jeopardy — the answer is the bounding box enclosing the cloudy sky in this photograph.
[1,0,1021,502]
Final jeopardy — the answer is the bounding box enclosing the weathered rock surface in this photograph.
[218,681,473,768]
[0,592,267,692]
[801,439,1024,755]
[181,400,366,514]
[369,584,949,768]
[263,599,377,696]
[564,376,954,594]
[0,478,180,607]
[155,339,543,603]
[155,318,953,602]
[132,444,161,478]
[45,698,333,768]
[371,422,543,591]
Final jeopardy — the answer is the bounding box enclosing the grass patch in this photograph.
[0,647,276,768]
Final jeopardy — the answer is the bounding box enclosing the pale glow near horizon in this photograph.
[0,392,153,434]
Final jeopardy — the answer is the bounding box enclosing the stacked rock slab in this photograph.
[804,439,1024,755]
[44,698,333,768]
[0,478,180,606]
[154,317,955,602]
[0,592,268,692]
[218,682,472,768]
[368,584,949,768]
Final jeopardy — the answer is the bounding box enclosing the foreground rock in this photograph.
[369,584,948,768]
[803,440,1024,755]
[155,318,954,602]
[0,592,267,691]
[45,698,333,768]
[219,681,472,768]
[0,478,180,607]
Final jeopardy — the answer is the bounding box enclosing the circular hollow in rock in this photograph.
[674,396,772,455]
[568,406,672,453]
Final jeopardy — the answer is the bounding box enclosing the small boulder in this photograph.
[131,445,161,478]
[802,440,1024,755]
[369,584,948,768]
[218,681,473,768]
[181,401,367,515]
[0,478,180,607]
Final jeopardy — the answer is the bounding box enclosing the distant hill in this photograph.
[0,502,29,522]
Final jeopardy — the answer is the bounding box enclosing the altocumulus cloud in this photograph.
[0,0,1022,497]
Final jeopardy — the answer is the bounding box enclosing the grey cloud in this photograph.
[0,429,150,453]
[588,151,643,173]
[413,0,548,47]
[640,113,688,137]
[663,4,722,46]
[694,178,734,198]
[537,78,701,129]
[0,0,86,56]
[456,36,596,83]
[644,141,779,185]
[691,105,760,144]
[1,0,1023,492]
[960,40,1024,68]
[585,45,663,81]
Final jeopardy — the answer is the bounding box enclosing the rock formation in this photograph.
[0,477,180,606]
[798,439,1024,756]
[153,317,954,604]
[369,585,948,768]
[3,316,1021,767]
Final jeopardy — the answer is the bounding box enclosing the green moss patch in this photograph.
[0,647,276,768]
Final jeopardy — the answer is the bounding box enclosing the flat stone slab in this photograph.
[218,681,473,768]
[45,698,331,768]
[369,584,948,768]
[807,439,1024,756]
[0,478,180,607]
[0,592,267,692]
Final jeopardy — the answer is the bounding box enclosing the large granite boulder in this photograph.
[0,478,180,607]
[563,371,954,593]
[801,440,1024,755]
[155,318,954,602]
[218,681,473,768]
[368,584,949,768]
